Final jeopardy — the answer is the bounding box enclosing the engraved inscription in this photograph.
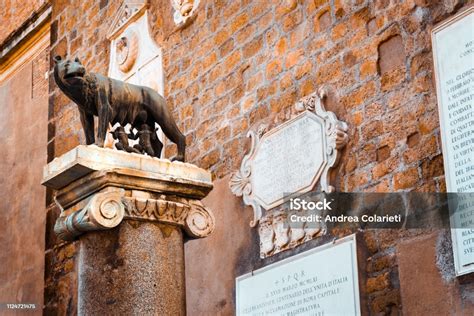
[432,8,474,275]
[236,236,360,315]
[251,115,325,208]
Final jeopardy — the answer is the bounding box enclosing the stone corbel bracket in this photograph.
[230,88,348,227]
[54,192,215,241]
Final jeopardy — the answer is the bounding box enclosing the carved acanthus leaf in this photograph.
[229,171,249,197]
[171,0,200,28]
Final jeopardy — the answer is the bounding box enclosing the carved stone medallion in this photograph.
[116,29,139,73]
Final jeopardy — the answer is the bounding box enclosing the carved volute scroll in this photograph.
[54,192,215,241]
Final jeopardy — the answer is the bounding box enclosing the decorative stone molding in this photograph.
[43,145,215,241]
[258,210,326,258]
[184,200,216,238]
[230,88,348,227]
[295,89,349,188]
[107,0,147,39]
[123,196,214,238]
[171,0,200,28]
[123,196,190,222]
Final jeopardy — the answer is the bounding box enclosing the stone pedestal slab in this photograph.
[42,145,215,315]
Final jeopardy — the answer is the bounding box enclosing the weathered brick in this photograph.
[373,156,399,179]
[316,11,331,32]
[421,154,444,179]
[360,60,377,79]
[393,167,419,190]
[282,9,303,32]
[266,59,283,79]
[361,120,383,141]
[371,289,401,313]
[295,60,312,80]
[331,22,347,41]
[219,39,234,58]
[403,135,437,164]
[377,145,391,162]
[223,50,242,73]
[378,35,405,75]
[243,36,263,58]
[285,49,304,69]
[341,81,377,109]
[231,12,249,33]
[367,272,391,293]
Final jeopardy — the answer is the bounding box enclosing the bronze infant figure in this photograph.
[53,55,186,161]
[109,126,141,154]
[128,124,163,157]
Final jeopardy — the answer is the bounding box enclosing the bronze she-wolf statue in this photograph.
[53,55,186,161]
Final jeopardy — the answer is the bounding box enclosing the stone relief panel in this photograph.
[230,88,348,257]
[258,211,326,258]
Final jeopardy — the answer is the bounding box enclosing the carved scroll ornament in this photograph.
[54,192,215,240]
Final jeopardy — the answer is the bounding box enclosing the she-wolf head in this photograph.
[53,55,86,86]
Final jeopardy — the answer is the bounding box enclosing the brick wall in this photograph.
[161,0,472,190]
[0,0,48,45]
[48,0,473,188]
[45,0,474,314]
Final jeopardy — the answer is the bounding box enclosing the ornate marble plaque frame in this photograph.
[230,89,348,227]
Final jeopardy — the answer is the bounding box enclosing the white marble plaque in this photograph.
[251,112,325,209]
[230,91,348,227]
[236,235,360,316]
[432,7,474,276]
